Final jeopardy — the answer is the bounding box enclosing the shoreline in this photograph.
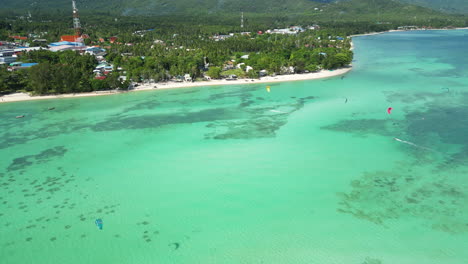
[3,27,467,104]
[350,29,405,38]
[350,27,468,38]
[0,67,352,104]
[348,26,468,52]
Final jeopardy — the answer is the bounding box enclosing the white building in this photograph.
[184,74,192,82]
[267,28,298,35]
[0,56,16,64]
[14,47,44,52]
[0,49,16,65]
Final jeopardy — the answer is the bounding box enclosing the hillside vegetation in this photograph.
[402,0,468,14]
[1,0,466,44]
[1,0,466,17]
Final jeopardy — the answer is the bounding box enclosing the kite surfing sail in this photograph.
[387,107,393,114]
[95,219,103,230]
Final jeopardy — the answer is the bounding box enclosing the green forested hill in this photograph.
[0,0,462,17]
[1,0,324,15]
[0,0,466,35]
[401,0,468,14]
[309,0,468,14]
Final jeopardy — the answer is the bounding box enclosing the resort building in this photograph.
[49,41,85,52]
[0,56,16,65]
[85,47,107,56]
[0,49,16,65]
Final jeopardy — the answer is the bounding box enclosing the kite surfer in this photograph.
[169,242,180,250]
[394,137,433,151]
[95,219,103,230]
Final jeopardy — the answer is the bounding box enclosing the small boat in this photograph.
[15,115,25,119]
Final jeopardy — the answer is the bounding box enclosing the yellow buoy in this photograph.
[266,86,271,92]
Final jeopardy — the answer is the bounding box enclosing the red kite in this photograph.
[387,107,393,114]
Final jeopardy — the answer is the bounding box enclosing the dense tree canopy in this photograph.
[0,1,465,96]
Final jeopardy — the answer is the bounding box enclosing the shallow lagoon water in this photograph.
[1,30,468,263]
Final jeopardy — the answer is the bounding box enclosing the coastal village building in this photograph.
[93,62,114,74]
[223,61,235,70]
[49,41,85,52]
[7,62,38,71]
[265,25,317,35]
[0,56,16,65]
[60,35,81,42]
[184,74,192,82]
[0,49,16,65]
[93,62,122,80]
[8,36,28,46]
[398,26,419,30]
[133,29,155,37]
[14,47,43,53]
[0,45,44,65]
[267,28,300,35]
[211,34,234,41]
[85,47,107,56]
[9,36,28,41]
[280,66,295,74]
[32,39,47,43]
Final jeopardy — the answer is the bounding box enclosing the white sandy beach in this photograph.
[349,29,405,38]
[0,67,351,103]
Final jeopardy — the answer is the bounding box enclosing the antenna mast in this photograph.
[72,0,82,36]
[241,12,244,28]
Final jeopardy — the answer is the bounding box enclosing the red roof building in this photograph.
[109,37,118,43]
[10,36,28,40]
[60,35,80,42]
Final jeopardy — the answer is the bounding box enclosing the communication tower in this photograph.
[72,0,82,36]
[241,12,244,28]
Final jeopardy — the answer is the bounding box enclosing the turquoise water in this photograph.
[1,30,468,264]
